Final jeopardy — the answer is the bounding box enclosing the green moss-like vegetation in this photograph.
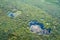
[0,0,60,40]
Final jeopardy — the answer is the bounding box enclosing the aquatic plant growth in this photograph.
[7,10,22,18]
[29,20,51,35]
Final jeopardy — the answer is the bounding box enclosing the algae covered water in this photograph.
[0,0,60,40]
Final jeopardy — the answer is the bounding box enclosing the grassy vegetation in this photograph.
[21,0,60,19]
[0,0,60,40]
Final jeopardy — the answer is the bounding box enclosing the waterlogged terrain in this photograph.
[0,0,60,40]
